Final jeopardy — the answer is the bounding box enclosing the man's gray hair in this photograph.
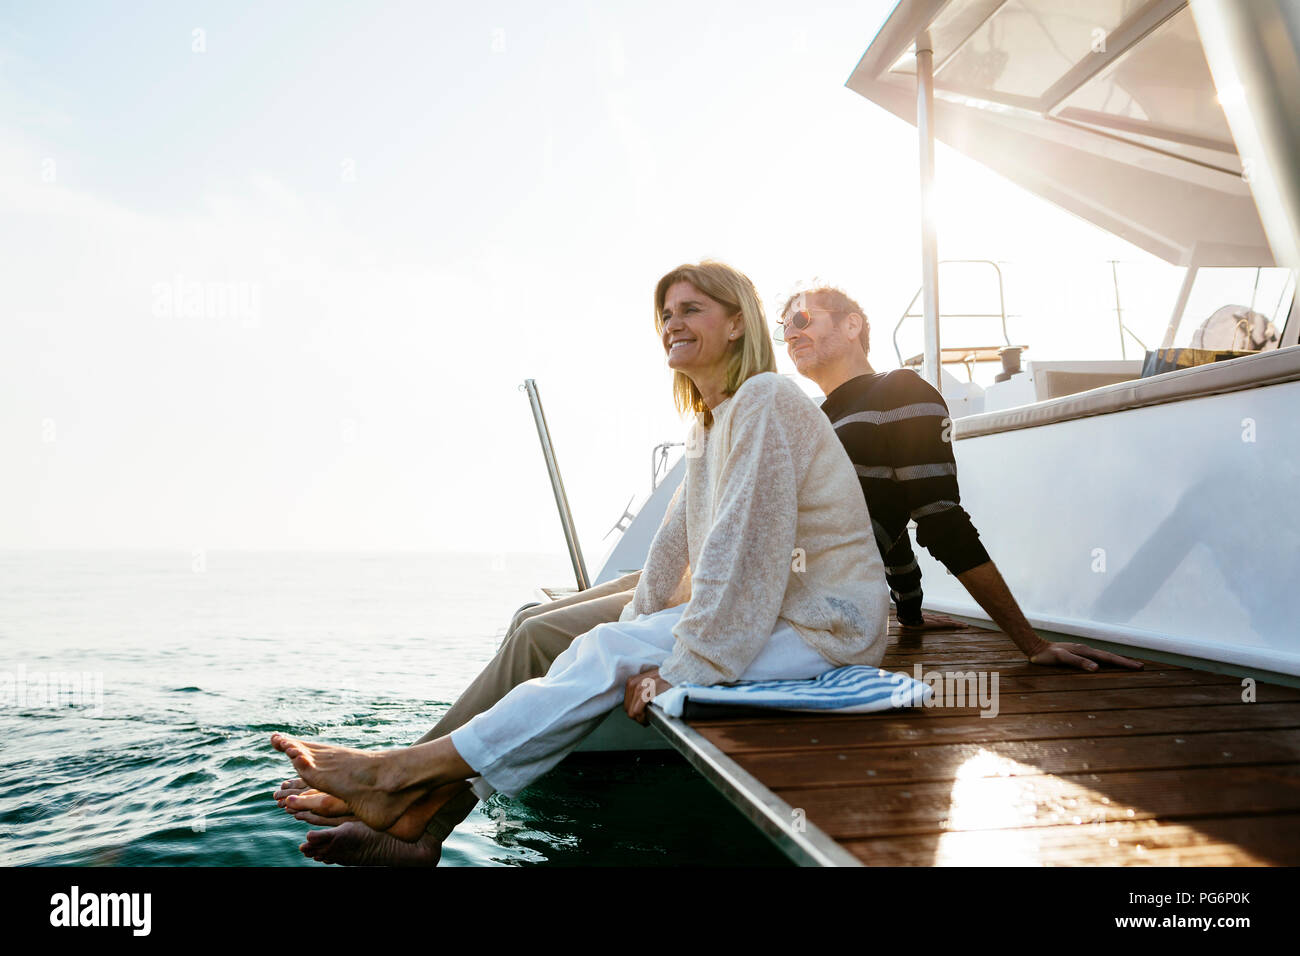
[779,285,870,357]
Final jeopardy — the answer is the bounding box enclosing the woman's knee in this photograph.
[572,615,680,670]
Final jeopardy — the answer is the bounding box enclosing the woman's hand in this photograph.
[623,668,672,725]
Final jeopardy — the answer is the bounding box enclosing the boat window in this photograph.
[1055,6,1238,168]
[888,0,1007,75]
[935,0,1146,100]
[1173,268,1295,350]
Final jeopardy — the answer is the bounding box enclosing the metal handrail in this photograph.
[893,259,1012,367]
[521,379,590,591]
[1109,260,1148,359]
[651,441,683,492]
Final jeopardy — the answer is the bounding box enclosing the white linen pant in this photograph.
[449,603,834,798]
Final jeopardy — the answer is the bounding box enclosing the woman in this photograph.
[271,260,888,840]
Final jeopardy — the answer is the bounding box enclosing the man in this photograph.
[276,284,1140,866]
[778,285,1142,671]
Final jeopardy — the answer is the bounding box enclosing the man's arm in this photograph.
[885,372,1143,671]
[956,561,1143,670]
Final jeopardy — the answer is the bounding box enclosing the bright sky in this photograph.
[1,0,1289,562]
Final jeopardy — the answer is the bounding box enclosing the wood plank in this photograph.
[984,669,1236,692]
[677,681,1293,723]
[841,813,1300,866]
[774,764,1300,840]
[886,640,1026,654]
[881,628,1192,665]
[873,666,1222,690]
[725,728,1300,788]
[962,683,1300,713]
[886,635,1021,649]
[692,702,1300,752]
[877,653,1179,671]
[898,659,1193,678]
[881,650,1048,665]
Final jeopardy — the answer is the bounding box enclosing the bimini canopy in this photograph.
[846,0,1295,268]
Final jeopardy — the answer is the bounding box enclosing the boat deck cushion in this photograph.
[954,345,1300,439]
[1038,369,1141,400]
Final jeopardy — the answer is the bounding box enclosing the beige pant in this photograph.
[418,570,642,841]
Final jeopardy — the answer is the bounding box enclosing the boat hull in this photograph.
[918,377,1300,676]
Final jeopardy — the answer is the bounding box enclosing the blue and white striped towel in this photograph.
[651,665,933,718]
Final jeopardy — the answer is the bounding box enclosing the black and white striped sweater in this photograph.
[820,369,990,623]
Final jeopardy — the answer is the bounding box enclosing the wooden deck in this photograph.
[648,611,1300,866]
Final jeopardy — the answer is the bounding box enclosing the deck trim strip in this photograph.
[647,708,862,867]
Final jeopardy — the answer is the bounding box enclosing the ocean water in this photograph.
[0,551,789,867]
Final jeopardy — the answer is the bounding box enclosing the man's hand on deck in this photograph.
[624,667,672,725]
[1028,640,1144,671]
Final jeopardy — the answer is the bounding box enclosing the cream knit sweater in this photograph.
[625,372,889,687]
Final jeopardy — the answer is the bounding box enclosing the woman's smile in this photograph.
[667,334,697,357]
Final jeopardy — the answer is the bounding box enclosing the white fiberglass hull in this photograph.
[919,378,1300,677]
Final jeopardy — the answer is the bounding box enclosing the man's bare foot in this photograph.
[270,732,429,832]
[301,821,443,867]
[896,613,965,632]
[277,788,360,826]
[286,788,352,818]
[273,777,307,805]
[274,779,360,825]
[294,809,363,826]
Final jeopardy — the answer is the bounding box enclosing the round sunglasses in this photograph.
[774,307,843,342]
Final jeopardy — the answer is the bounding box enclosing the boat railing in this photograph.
[892,259,1014,369]
[651,441,683,492]
[1109,259,1150,360]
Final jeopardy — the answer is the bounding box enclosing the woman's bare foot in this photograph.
[269,732,431,832]
[301,821,443,867]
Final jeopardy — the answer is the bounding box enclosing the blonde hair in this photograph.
[654,260,776,426]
